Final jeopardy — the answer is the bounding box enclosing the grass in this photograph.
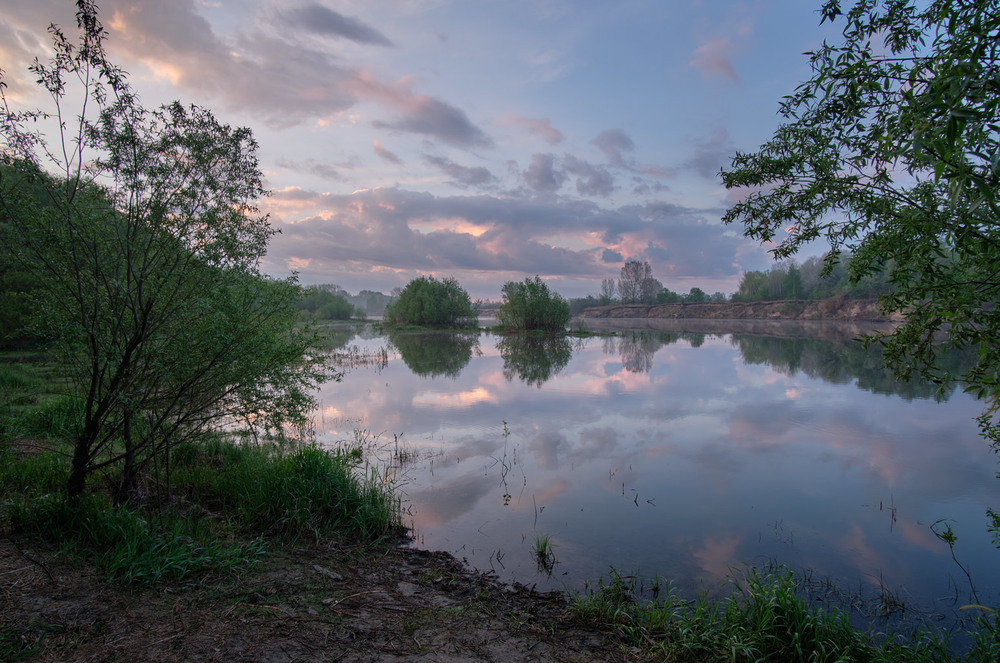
[570,567,1000,662]
[7,493,265,585]
[532,533,556,574]
[1,355,402,588]
[171,436,400,542]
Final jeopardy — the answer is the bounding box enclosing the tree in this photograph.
[600,278,617,304]
[641,277,663,305]
[496,276,571,332]
[0,2,325,501]
[618,259,654,304]
[655,288,682,304]
[721,0,1000,438]
[684,287,707,304]
[297,286,356,320]
[381,276,477,327]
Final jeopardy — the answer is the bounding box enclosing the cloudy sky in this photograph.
[1,0,839,299]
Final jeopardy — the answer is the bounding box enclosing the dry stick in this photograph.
[12,541,54,581]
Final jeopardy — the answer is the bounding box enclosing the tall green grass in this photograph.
[8,494,264,585]
[171,437,400,542]
[571,567,999,662]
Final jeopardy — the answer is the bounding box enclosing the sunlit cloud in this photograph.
[689,35,742,82]
[373,140,402,164]
[498,113,565,144]
[351,72,493,148]
[693,535,743,581]
[413,387,497,408]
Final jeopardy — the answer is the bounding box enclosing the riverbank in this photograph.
[579,297,902,321]
[0,534,623,662]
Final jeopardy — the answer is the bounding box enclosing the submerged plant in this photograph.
[532,533,556,574]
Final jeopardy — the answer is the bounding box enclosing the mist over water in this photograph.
[312,320,999,636]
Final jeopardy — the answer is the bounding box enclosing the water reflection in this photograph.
[387,330,479,378]
[314,321,998,638]
[497,334,573,387]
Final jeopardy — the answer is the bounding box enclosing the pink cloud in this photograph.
[373,140,402,164]
[499,113,565,144]
[689,35,741,82]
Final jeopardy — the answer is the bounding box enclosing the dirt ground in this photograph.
[1,534,638,662]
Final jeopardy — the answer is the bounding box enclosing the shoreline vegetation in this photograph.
[579,297,903,322]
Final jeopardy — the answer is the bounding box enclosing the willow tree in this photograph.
[0,1,326,501]
[721,0,1000,442]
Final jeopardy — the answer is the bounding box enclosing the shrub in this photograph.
[382,276,477,328]
[497,276,570,332]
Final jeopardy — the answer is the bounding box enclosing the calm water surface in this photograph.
[313,319,998,633]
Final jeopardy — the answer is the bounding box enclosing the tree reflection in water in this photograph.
[388,330,479,378]
[496,334,572,387]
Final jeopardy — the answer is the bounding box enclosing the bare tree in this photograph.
[600,278,617,303]
[618,259,652,304]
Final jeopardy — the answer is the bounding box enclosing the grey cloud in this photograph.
[592,129,635,166]
[686,127,735,179]
[88,0,359,128]
[372,96,493,149]
[424,155,494,188]
[276,157,346,181]
[499,113,564,144]
[563,155,614,197]
[602,249,623,263]
[373,140,402,164]
[265,187,754,287]
[523,154,566,193]
[280,4,392,46]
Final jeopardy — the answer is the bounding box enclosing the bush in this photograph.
[382,276,477,328]
[497,276,570,332]
[296,286,357,320]
[8,493,263,585]
[172,439,399,541]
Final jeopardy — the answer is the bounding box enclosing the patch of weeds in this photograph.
[8,494,266,585]
[532,534,556,574]
[172,440,401,542]
[0,447,68,496]
[417,568,445,585]
[0,620,65,662]
[0,624,40,662]
[572,566,1000,663]
[13,395,83,440]
[570,568,637,626]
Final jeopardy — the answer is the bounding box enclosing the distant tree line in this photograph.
[731,255,893,302]
[569,255,892,314]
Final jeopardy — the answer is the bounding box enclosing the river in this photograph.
[312,319,999,638]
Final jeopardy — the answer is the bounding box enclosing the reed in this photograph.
[571,567,999,662]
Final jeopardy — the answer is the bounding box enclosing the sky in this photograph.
[0,0,841,300]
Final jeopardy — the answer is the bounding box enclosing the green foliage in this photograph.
[496,276,571,332]
[655,288,683,304]
[0,3,327,501]
[721,1,1000,439]
[734,254,894,302]
[296,286,357,320]
[572,566,997,662]
[171,439,399,542]
[8,493,265,585]
[568,294,603,315]
[387,330,478,378]
[532,534,556,574]
[496,334,572,387]
[382,276,477,328]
